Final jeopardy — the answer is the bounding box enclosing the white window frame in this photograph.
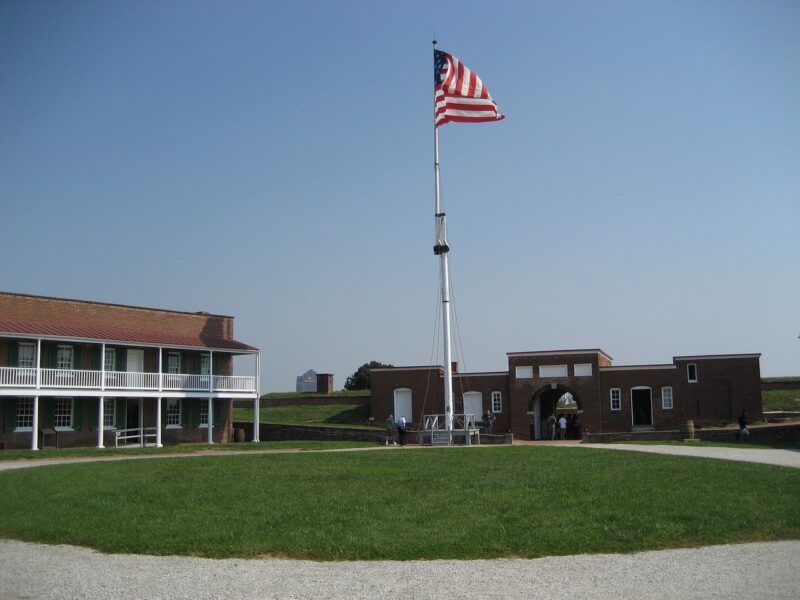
[15,398,34,431]
[54,397,73,430]
[103,398,116,428]
[687,363,698,383]
[57,345,74,370]
[515,366,533,379]
[18,342,36,368]
[539,365,568,378]
[574,363,592,377]
[104,348,116,372]
[610,388,622,411]
[165,398,181,427]
[199,401,209,427]
[491,391,502,413]
[168,352,181,374]
[661,386,674,410]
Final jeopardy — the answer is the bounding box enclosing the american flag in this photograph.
[434,49,504,127]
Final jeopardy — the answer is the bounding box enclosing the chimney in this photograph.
[451,361,459,374]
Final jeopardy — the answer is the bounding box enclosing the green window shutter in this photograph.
[9,342,19,367]
[115,399,126,429]
[73,399,83,430]
[4,399,16,432]
[190,400,200,427]
[73,346,82,370]
[180,400,189,427]
[213,399,224,426]
[180,352,188,374]
[44,399,55,428]
[93,348,101,370]
[161,399,167,426]
[89,400,99,430]
[117,349,126,372]
[48,346,57,368]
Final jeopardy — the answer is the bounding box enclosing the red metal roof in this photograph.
[0,317,258,352]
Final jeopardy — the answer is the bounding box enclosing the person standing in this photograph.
[738,410,750,441]
[548,413,556,440]
[558,414,568,440]
[484,410,495,434]
[397,415,407,446]
[385,414,396,446]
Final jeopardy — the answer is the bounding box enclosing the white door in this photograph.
[463,391,482,424]
[127,349,144,372]
[393,389,412,424]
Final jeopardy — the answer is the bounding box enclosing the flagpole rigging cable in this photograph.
[433,38,455,432]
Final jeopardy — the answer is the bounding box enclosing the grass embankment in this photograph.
[762,389,800,412]
[235,402,378,429]
[0,446,798,560]
[0,440,374,462]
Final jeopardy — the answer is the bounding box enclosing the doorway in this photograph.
[631,388,653,426]
[393,388,412,424]
[126,398,140,430]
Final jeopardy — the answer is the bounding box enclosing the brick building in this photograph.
[371,349,762,439]
[0,292,260,450]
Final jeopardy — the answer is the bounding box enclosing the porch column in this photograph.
[31,396,39,451]
[253,351,260,442]
[97,397,105,448]
[207,397,213,445]
[155,397,163,447]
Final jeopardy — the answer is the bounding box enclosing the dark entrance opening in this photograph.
[529,385,582,440]
[126,399,140,430]
[631,388,653,426]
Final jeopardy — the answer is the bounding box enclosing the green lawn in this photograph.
[0,440,375,462]
[0,446,798,560]
[235,402,379,429]
[763,389,800,412]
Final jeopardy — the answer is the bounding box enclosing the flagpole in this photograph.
[433,39,455,434]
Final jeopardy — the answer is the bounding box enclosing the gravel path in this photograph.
[1,538,798,599]
[1,444,798,599]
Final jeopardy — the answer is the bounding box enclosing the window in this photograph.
[104,348,116,371]
[199,401,209,427]
[574,363,592,377]
[16,399,34,430]
[103,398,115,428]
[515,366,533,379]
[610,388,621,411]
[57,345,74,370]
[687,364,698,383]
[200,353,211,375]
[491,391,502,413]
[18,343,35,368]
[662,387,674,410]
[168,352,181,374]
[54,398,73,429]
[166,398,181,426]
[539,365,568,378]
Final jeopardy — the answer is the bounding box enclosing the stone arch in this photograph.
[528,384,582,440]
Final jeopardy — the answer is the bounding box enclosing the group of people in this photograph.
[384,414,408,446]
[545,412,581,440]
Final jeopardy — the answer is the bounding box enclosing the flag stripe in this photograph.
[434,49,503,127]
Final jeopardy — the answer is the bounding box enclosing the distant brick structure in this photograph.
[295,369,334,393]
[372,349,762,439]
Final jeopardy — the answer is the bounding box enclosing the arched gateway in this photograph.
[528,384,582,440]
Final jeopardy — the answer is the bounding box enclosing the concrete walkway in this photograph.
[580,443,800,469]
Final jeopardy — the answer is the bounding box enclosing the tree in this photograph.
[344,360,393,391]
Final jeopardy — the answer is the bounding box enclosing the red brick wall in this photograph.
[0,292,233,338]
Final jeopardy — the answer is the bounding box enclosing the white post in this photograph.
[433,90,454,433]
[97,397,105,448]
[209,351,214,393]
[253,352,261,442]
[155,397,163,447]
[158,348,163,392]
[101,343,106,391]
[207,397,213,445]
[31,396,39,451]
[35,339,42,390]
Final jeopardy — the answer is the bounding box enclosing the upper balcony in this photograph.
[0,366,256,393]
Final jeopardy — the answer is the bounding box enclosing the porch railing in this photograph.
[0,366,256,393]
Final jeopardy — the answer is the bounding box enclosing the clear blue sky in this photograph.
[1,0,798,390]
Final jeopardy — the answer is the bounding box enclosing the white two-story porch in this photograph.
[0,317,261,451]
